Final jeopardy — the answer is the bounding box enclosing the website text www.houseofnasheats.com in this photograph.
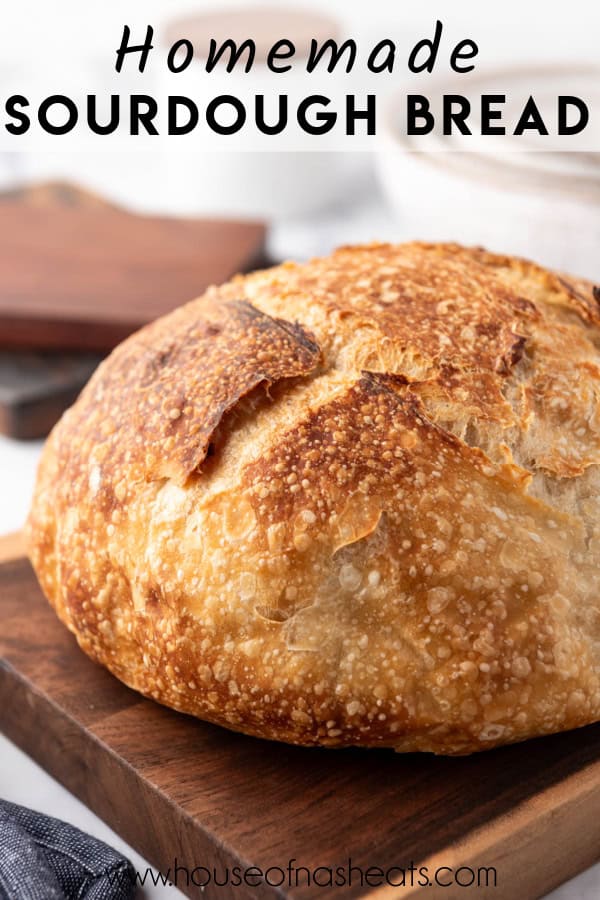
[108,857,498,891]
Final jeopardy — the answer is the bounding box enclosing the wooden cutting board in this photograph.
[1,533,599,900]
[0,185,266,352]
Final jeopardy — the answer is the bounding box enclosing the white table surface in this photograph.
[0,173,599,899]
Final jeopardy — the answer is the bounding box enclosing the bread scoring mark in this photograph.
[557,276,600,325]
[232,243,537,434]
[135,299,321,482]
[56,298,321,505]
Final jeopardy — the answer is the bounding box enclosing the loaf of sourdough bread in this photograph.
[27,242,600,753]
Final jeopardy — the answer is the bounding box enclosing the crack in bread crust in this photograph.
[27,242,600,754]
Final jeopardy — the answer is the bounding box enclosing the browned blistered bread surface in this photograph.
[27,242,600,754]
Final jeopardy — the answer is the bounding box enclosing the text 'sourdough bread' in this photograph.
[27,242,600,754]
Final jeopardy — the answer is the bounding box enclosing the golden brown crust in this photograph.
[27,242,600,753]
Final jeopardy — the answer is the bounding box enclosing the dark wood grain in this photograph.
[1,547,599,900]
[0,186,267,352]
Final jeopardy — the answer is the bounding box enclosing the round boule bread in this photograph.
[27,242,600,754]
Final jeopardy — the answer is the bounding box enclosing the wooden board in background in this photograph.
[0,183,267,352]
[0,181,119,210]
[0,184,103,438]
[1,535,599,900]
[0,182,266,437]
[0,350,101,439]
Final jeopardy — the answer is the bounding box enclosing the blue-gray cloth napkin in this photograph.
[0,800,135,900]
